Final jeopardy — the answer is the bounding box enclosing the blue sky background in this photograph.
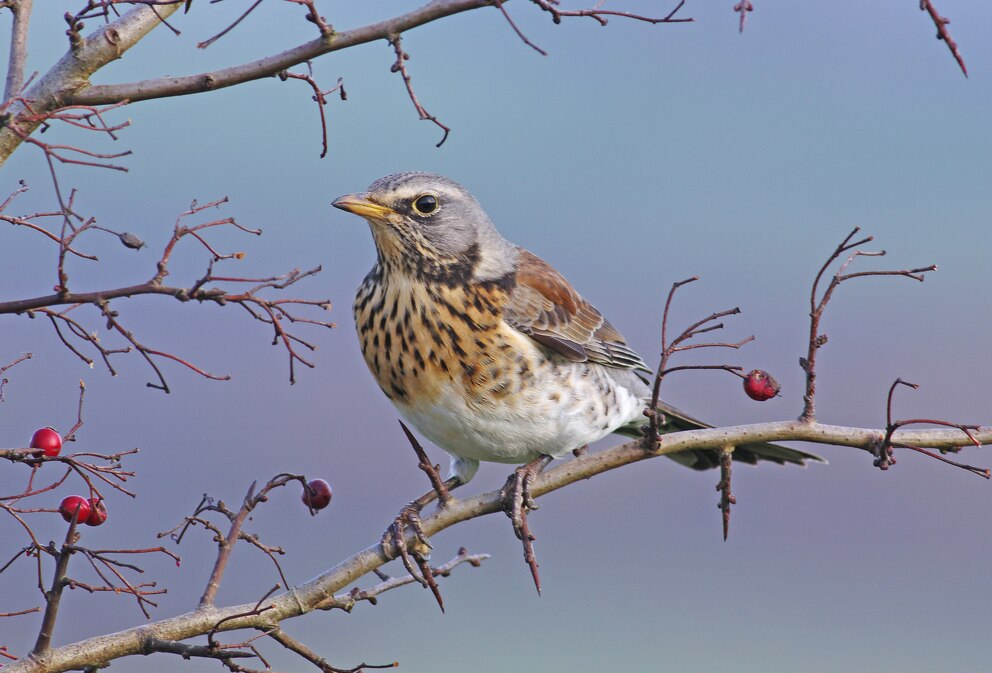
[2,2,992,671]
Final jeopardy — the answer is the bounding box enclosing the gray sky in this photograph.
[3,2,992,672]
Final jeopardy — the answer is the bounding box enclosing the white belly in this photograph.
[396,359,646,469]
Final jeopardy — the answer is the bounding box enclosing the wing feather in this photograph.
[503,249,651,373]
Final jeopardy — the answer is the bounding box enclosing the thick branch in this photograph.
[0,2,183,165]
[6,420,989,673]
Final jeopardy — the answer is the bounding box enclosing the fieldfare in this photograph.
[333,171,818,480]
[333,173,821,597]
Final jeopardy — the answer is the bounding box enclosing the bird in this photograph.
[332,172,821,487]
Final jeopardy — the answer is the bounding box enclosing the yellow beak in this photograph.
[332,194,397,219]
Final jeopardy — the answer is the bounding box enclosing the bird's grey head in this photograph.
[332,172,517,282]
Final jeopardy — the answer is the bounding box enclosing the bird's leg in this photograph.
[381,476,462,613]
[382,422,464,611]
[500,455,553,594]
[399,420,456,507]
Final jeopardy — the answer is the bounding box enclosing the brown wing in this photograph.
[506,252,826,469]
[503,249,651,372]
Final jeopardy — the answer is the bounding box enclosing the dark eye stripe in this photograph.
[412,194,438,215]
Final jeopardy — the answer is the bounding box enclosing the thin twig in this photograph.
[387,34,450,147]
[919,0,967,77]
[800,228,936,422]
[3,0,34,102]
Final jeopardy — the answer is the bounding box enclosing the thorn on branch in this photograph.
[716,447,736,540]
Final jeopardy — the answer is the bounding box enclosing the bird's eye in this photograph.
[412,194,439,215]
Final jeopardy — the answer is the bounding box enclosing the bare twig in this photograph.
[278,63,346,158]
[3,0,34,102]
[876,378,989,478]
[269,629,397,673]
[1,198,334,391]
[799,228,936,422]
[919,0,967,77]
[156,474,307,608]
[197,0,264,49]
[645,277,753,446]
[0,352,33,402]
[141,637,258,662]
[62,380,86,442]
[387,35,450,147]
[733,0,752,33]
[530,0,691,26]
[315,547,488,612]
[494,0,547,55]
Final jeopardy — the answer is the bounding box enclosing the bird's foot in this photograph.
[500,455,552,594]
[381,496,445,612]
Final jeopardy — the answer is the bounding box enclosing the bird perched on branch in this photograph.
[334,171,819,486]
[334,172,822,598]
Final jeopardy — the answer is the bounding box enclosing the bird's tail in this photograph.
[616,399,824,470]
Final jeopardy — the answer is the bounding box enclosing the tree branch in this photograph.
[4,419,988,673]
[3,0,33,103]
[70,0,494,107]
[0,2,185,165]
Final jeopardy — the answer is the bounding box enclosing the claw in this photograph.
[500,455,552,594]
[382,421,469,612]
[381,500,445,612]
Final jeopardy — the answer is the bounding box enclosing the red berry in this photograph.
[743,369,780,401]
[59,495,91,523]
[30,427,62,457]
[86,498,108,526]
[302,479,333,511]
